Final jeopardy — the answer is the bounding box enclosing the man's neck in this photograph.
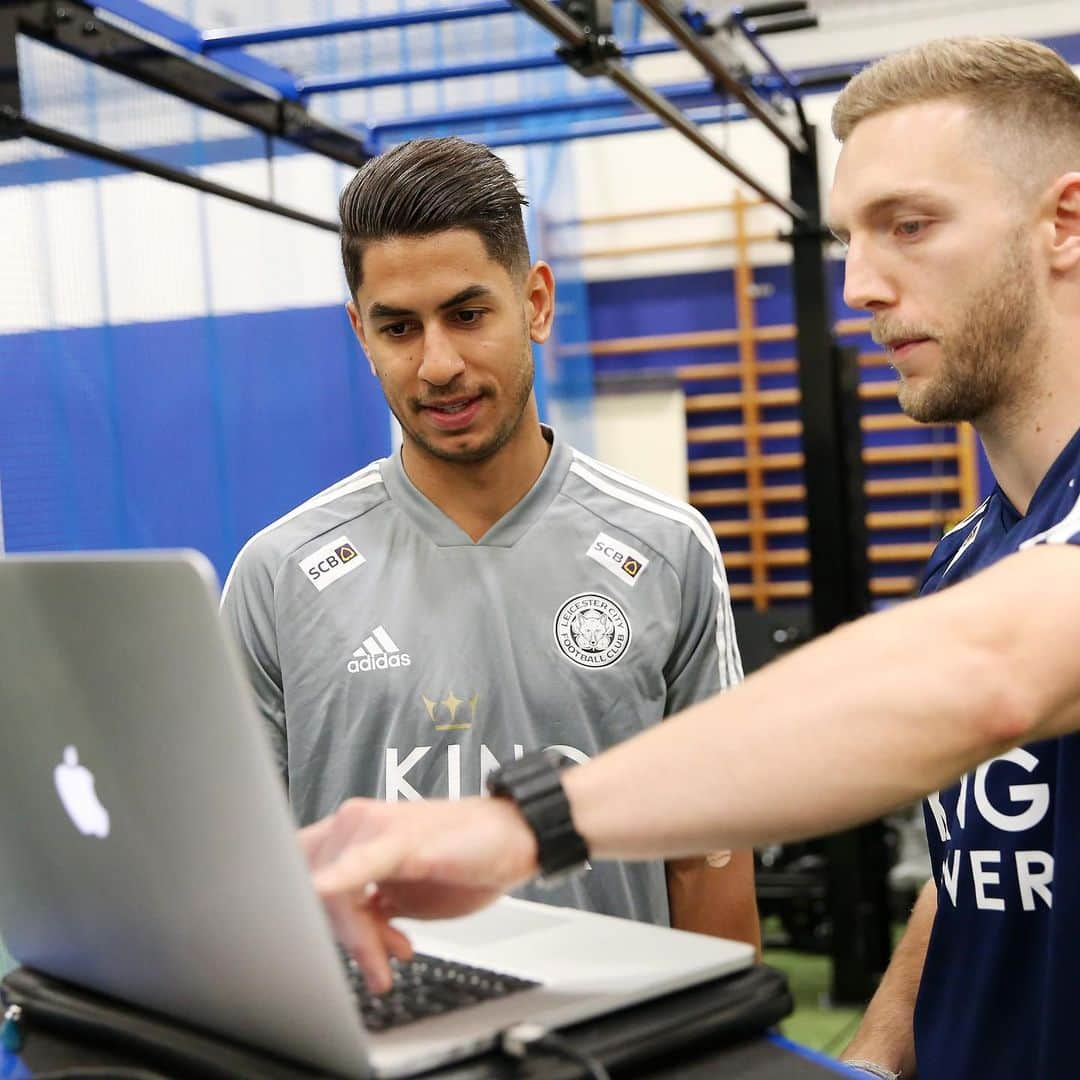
[976,338,1080,515]
[401,420,552,542]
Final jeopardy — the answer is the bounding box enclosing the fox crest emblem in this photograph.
[572,608,615,652]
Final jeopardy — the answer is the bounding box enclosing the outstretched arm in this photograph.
[560,544,1080,857]
[304,544,1080,989]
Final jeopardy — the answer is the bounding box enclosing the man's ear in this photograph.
[345,300,378,377]
[524,261,556,345]
[1047,172,1080,274]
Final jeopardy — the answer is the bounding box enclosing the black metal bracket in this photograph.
[678,6,717,38]
[780,220,832,244]
[554,34,621,76]
[0,6,23,139]
[555,0,621,76]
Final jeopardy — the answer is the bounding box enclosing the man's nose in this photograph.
[417,326,466,386]
[842,238,898,312]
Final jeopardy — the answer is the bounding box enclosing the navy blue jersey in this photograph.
[914,426,1080,1079]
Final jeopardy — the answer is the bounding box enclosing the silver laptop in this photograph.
[0,551,753,1078]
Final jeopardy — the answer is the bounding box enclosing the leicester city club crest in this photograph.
[554,594,631,668]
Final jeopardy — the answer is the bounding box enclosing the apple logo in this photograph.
[53,746,110,838]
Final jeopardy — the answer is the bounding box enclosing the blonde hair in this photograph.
[832,36,1080,176]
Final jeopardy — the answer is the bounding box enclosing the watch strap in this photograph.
[486,749,589,884]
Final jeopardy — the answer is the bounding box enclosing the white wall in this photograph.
[594,387,689,500]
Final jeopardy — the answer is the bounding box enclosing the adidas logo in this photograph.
[347,625,411,674]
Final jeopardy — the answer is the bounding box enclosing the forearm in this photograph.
[842,879,936,1076]
[564,546,1080,859]
[666,851,761,954]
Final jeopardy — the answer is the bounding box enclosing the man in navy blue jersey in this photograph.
[283,36,1080,1080]
[826,36,1080,1080]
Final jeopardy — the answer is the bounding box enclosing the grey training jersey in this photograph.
[222,428,742,926]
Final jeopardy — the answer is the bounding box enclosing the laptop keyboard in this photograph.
[342,951,540,1032]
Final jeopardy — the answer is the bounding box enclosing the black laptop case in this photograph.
[2,961,792,1079]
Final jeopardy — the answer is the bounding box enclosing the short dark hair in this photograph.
[339,137,531,299]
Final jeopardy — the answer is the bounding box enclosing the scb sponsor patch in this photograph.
[554,593,631,668]
[587,531,649,586]
[299,535,365,591]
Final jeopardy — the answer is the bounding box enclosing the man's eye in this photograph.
[456,309,483,324]
[382,322,410,337]
[896,220,926,238]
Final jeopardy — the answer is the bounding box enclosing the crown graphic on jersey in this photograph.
[423,692,479,731]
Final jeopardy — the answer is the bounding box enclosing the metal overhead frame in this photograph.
[0,0,373,230]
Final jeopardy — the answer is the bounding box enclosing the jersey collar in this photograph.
[379,425,572,547]
[993,422,1080,529]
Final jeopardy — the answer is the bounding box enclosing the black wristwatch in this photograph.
[486,749,590,885]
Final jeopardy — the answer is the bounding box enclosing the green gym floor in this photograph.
[764,944,865,1059]
[762,915,917,1060]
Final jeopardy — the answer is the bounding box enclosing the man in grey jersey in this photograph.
[222,137,758,946]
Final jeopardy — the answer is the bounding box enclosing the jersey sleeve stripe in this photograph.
[220,461,386,603]
[568,457,742,688]
[569,454,717,559]
[941,494,992,537]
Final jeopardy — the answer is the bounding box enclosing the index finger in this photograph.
[312,831,413,899]
[297,813,338,868]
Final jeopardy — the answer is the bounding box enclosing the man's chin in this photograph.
[414,430,503,465]
[898,393,946,425]
[897,382,972,426]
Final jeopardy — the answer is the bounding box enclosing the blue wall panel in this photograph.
[0,306,391,581]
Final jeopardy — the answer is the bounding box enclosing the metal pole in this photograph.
[0,6,20,139]
[202,2,516,49]
[636,0,806,155]
[605,64,805,220]
[372,77,717,135]
[470,101,744,150]
[509,0,588,45]
[299,41,674,94]
[21,120,340,233]
[789,127,859,628]
[788,125,890,1004]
